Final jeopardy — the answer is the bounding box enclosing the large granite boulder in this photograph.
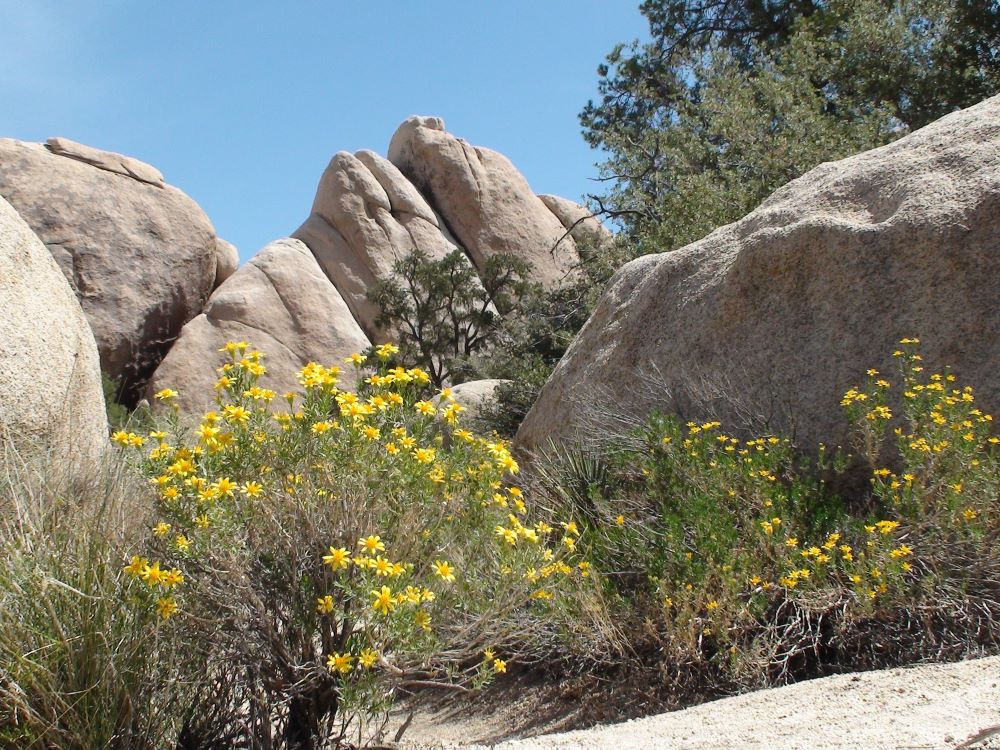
[293,150,468,338]
[517,95,1000,455]
[147,238,370,415]
[538,194,613,249]
[387,116,579,286]
[0,137,218,401]
[0,196,107,464]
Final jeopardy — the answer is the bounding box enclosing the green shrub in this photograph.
[367,249,539,388]
[533,338,999,705]
[113,341,606,748]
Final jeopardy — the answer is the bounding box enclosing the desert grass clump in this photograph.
[116,341,607,748]
[532,338,1000,708]
[0,447,191,750]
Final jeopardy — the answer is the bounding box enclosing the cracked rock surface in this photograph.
[388,116,579,287]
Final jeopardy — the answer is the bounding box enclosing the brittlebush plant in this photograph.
[113,342,601,748]
[537,338,999,705]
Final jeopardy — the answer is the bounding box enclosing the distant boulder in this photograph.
[388,116,578,287]
[0,137,218,402]
[294,150,469,338]
[147,238,370,415]
[0,196,107,464]
[214,238,239,288]
[538,194,613,249]
[448,379,509,426]
[517,95,1000,455]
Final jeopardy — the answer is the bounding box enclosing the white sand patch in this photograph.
[398,656,1000,750]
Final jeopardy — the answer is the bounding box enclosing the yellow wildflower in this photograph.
[242,481,263,497]
[157,597,177,619]
[323,546,350,570]
[414,609,431,631]
[327,652,353,675]
[371,585,396,615]
[433,559,456,582]
[359,535,385,554]
[123,556,148,578]
[373,556,393,577]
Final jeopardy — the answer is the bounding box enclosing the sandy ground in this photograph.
[394,656,1000,750]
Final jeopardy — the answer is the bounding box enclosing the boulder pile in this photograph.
[149,117,592,406]
[0,118,597,418]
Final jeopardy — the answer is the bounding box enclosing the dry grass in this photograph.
[0,443,192,750]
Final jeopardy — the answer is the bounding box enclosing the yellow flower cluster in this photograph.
[123,556,184,619]
[112,430,145,447]
[126,341,582,700]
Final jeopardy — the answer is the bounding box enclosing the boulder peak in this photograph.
[46,136,165,187]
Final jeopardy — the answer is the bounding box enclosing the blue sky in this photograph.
[0,1,649,261]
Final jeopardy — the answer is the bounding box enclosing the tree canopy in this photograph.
[582,0,1000,253]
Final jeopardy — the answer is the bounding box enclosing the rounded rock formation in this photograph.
[214,238,239,288]
[147,238,371,415]
[0,196,107,464]
[538,194,613,249]
[388,116,579,287]
[448,379,509,426]
[293,149,470,338]
[0,137,218,401]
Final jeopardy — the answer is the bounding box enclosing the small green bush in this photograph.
[367,249,539,388]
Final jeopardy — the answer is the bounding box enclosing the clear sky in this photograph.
[0,1,649,261]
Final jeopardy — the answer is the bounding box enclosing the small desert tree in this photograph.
[368,248,539,387]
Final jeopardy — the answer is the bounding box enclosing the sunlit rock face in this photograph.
[517,94,1000,457]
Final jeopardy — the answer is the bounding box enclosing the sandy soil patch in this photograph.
[393,656,1000,749]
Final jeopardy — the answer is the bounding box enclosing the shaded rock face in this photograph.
[0,138,218,403]
[293,149,468,339]
[517,95,1000,456]
[387,116,579,286]
[147,238,370,416]
[538,194,613,249]
[0,196,107,464]
[214,238,239,288]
